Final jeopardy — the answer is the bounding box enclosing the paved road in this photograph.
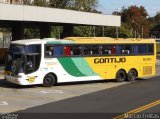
[4,76,158,119]
[0,78,129,115]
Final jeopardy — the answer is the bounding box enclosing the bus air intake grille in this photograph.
[143,66,152,75]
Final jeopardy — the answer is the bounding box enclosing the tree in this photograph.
[74,26,93,37]
[150,23,160,38]
[48,0,98,12]
[32,0,48,7]
[119,6,148,25]
[24,28,40,39]
[72,0,98,12]
[104,23,132,38]
[23,0,32,5]
[51,26,62,38]
[113,5,150,38]
[148,12,160,38]
[154,12,160,24]
[49,0,71,8]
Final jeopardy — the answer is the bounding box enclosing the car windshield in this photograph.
[5,44,41,75]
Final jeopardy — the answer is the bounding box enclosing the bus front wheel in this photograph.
[43,74,56,87]
[127,69,137,82]
[116,70,126,82]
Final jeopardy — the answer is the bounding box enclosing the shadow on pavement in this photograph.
[0,76,153,89]
[56,79,117,86]
[0,78,120,89]
[0,79,37,89]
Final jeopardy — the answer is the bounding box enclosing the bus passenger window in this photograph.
[64,46,71,56]
[122,50,130,54]
[104,50,111,54]
[72,46,81,56]
[116,45,122,54]
[147,44,154,54]
[100,45,111,55]
[83,46,91,55]
[45,46,54,56]
[122,45,132,54]
[92,45,99,55]
[54,46,63,56]
[133,45,139,54]
[83,45,99,56]
[111,46,116,54]
[140,45,147,54]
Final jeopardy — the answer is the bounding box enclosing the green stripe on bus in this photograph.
[58,58,86,77]
[47,41,74,44]
[71,58,97,76]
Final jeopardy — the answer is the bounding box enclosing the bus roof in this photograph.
[11,39,43,45]
[65,37,155,44]
[11,37,155,45]
[11,38,61,45]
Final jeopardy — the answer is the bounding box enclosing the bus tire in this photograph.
[127,69,137,82]
[116,70,126,82]
[43,74,56,87]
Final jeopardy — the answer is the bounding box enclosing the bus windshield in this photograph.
[5,44,41,75]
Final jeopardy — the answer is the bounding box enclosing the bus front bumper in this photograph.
[4,75,22,85]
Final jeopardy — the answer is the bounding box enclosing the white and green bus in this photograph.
[4,37,156,86]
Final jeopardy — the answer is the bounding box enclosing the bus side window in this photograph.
[122,45,131,54]
[133,45,139,54]
[83,45,99,55]
[92,45,99,55]
[45,46,54,56]
[111,46,116,54]
[100,45,111,55]
[122,50,130,54]
[102,50,111,54]
[147,44,154,54]
[116,45,122,54]
[54,46,63,56]
[72,46,81,56]
[84,46,91,55]
[140,45,147,54]
[64,46,71,56]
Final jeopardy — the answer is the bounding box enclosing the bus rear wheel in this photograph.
[43,74,56,87]
[127,69,137,82]
[116,70,126,82]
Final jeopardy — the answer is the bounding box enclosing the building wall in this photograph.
[0,3,121,27]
